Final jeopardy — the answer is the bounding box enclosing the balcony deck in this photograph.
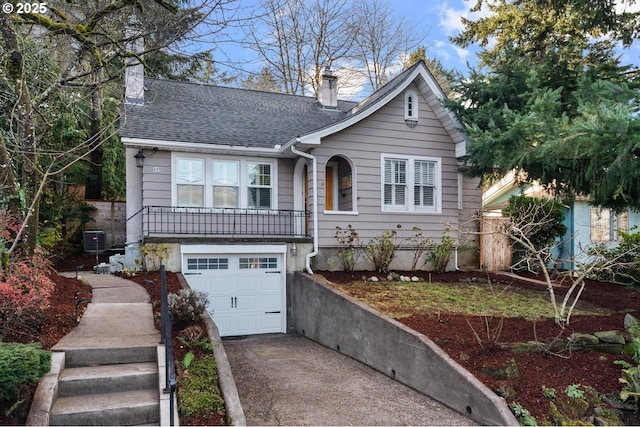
[142,206,309,239]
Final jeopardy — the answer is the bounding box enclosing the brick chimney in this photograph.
[124,25,144,106]
[318,66,338,108]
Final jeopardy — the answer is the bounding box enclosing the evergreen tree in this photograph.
[446,0,640,210]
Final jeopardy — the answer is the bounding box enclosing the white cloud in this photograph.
[615,0,640,14]
[436,1,492,36]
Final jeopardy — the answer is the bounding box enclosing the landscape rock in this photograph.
[411,276,420,282]
[480,358,519,380]
[593,330,626,345]
[569,333,599,346]
[368,276,379,282]
[624,313,639,331]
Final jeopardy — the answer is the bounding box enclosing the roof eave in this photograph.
[121,137,296,158]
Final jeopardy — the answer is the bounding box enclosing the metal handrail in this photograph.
[160,265,177,426]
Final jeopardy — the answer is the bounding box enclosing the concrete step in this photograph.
[63,345,157,367]
[50,389,159,426]
[58,362,158,397]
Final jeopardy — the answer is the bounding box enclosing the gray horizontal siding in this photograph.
[314,86,467,247]
[142,151,171,207]
[278,158,294,210]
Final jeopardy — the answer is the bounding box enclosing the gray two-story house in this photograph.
[119,60,481,336]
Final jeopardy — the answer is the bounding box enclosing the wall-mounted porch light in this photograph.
[134,149,145,168]
[290,242,297,256]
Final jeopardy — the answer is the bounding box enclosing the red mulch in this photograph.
[0,268,93,425]
[319,270,640,424]
[0,253,225,426]
[3,253,639,425]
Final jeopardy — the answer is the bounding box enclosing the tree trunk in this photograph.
[1,14,40,253]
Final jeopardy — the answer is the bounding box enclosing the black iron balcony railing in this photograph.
[143,206,309,238]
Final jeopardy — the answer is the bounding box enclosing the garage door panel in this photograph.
[182,252,285,337]
[237,295,257,310]
[236,275,258,292]
[258,313,282,332]
[259,293,281,311]
[212,315,232,335]
[236,315,257,334]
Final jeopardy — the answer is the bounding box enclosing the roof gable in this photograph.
[295,61,468,157]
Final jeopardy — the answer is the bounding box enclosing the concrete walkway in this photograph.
[27,272,162,426]
[223,334,475,426]
[53,271,159,354]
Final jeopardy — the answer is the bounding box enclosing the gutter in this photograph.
[290,142,318,274]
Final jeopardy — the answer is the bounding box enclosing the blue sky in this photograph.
[205,0,640,98]
[376,0,640,74]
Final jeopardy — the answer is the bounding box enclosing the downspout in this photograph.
[291,142,318,274]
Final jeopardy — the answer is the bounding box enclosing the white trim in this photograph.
[380,153,442,214]
[457,172,463,210]
[325,160,339,211]
[290,145,318,274]
[123,137,287,156]
[404,89,419,120]
[171,152,278,210]
[324,153,358,213]
[323,210,359,215]
[181,244,287,255]
[293,158,306,213]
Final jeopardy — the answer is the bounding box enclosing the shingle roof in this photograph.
[120,79,358,148]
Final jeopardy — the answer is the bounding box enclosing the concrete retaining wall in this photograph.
[290,272,518,426]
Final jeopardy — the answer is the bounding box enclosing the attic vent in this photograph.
[404,90,419,127]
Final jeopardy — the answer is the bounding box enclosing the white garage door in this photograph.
[181,246,286,337]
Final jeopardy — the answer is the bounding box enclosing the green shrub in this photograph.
[426,229,455,273]
[177,355,224,417]
[167,289,209,325]
[335,225,362,272]
[615,323,640,405]
[0,343,51,401]
[509,401,537,426]
[406,226,432,271]
[364,229,399,273]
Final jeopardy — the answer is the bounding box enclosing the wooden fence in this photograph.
[479,216,512,271]
[86,201,127,248]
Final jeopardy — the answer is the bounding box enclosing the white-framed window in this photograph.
[177,158,205,207]
[213,160,239,208]
[172,155,276,209]
[590,208,629,242]
[248,162,272,209]
[382,154,441,213]
[404,90,419,120]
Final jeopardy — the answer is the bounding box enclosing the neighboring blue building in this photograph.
[483,171,640,271]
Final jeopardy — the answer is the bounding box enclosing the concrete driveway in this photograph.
[222,334,474,426]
